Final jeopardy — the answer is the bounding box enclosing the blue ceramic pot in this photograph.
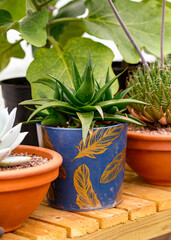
[37,123,128,211]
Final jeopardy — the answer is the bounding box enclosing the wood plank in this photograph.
[14,218,67,240]
[31,205,99,238]
[123,182,171,211]
[116,194,156,220]
[75,209,171,240]
[76,208,128,229]
[2,233,29,240]
[124,172,171,192]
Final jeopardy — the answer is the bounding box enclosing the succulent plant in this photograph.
[0,108,31,167]
[127,61,171,125]
[21,54,145,142]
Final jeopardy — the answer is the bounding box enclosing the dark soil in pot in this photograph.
[1,77,38,146]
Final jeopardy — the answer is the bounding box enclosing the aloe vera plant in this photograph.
[0,108,31,167]
[21,54,145,142]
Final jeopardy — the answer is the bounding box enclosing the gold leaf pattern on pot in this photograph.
[72,125,124,162]
[74,164,101,209]
[100,148,126,184]
[59,165,67,179]
[42,127,54,150]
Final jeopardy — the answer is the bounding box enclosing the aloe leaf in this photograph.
[54,82,60,100]
[76,111,94,143]
[20,98,57,106]
[75,65,95,103]
[0,123,22,150]
[82,52,92,82]
[90,70,126,105]
[97,99,146,110]
[0,156,31,167]
[47,74,85,107]
[70,53,82,91]
[27,101,79,121]
[105,68,113,100]
[0,148,11,161]
[94,113,142,125]
[41,113,67,127]
[34,78,56,90]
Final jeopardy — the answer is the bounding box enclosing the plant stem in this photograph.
[48,17,82,28]
[161,0,166,69]
[30,0,40,11]
[39,0,54,9]
[108,0,150,72]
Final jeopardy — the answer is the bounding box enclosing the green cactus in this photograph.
[127,61,171,125]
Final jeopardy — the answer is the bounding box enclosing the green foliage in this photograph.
[0,0,171,73]
[26,37,118,99]
[21,54,145,142]
[127,61,171,125]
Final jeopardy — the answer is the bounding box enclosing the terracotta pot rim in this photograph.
[37,122,126,131]
[127,130,171,141]
[0,145,63,180]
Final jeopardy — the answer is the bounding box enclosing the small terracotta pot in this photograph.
[126,131,171,186]
[0,145,62,232]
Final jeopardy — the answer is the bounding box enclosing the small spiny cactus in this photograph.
[127,61,171,125]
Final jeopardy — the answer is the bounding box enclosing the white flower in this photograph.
[0,108,31,167]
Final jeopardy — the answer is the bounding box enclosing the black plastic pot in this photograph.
[112,61,140,90]
[1,77,38,146]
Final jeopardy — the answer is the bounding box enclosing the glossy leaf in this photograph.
[84,0,171,63]
[20,8,49,47]
[77,112,94,142]
[0,34,25,71]
[26,38,117,99]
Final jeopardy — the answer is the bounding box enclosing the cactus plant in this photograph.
[127,61,171,125]
[21,54,145,143]
[0,108,31,167]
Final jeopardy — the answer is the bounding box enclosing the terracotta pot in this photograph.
[126,131,171,186]
[0,145,62,232]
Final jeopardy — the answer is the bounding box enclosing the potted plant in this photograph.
[0,107,63,232]
[21,53,144,211]
[108,0,171,186]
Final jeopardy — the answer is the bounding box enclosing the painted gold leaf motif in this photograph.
[42,127,54,150]
[100,148,126,184]
[59,165,67,179]
[42,128,67,179]
[74,164,101,209]
[72,125,124,162]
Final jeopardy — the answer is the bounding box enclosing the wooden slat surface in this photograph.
[2,171,171,240]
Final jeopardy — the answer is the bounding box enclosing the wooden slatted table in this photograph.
[2,171,171,240]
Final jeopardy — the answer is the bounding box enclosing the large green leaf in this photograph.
[0,34,25,72]
[84,0,171,63]
[50,0,86,43]
[27,37,117,99]
[0,9,19,33]
[20,8,49,47]
[0,0,26,21]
